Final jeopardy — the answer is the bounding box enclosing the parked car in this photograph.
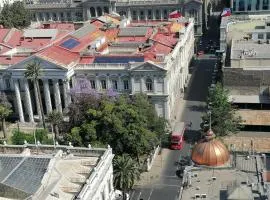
[115,190,130,200]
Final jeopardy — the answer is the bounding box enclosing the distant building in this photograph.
[0,16,194,124]
[220,15,270,130]
[231,0,270,14]
[24,0,212,36]
[0,144,115,200]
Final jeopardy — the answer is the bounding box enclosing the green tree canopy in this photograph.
[66,93,167,160]
[0,2,31,28]
[201,83,243,137]
[113,154,140,200]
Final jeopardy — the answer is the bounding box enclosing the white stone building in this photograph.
[0,144,115,200]
[0,16,194,124]
[24,0,209,36]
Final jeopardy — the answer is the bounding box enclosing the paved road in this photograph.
[130,56,217,200]
[130,15,220,200]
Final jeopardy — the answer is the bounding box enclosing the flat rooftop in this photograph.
[182,155,263,200]
[0,144,108,200]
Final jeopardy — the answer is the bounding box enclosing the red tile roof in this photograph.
[38,45,79,66]
[0,55,27,65]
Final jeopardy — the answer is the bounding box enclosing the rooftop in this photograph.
[181,155,263,200]
[0,144,112,200]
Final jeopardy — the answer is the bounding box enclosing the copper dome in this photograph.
[191,130,230,166]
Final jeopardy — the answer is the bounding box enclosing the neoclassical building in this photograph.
[24,0,210,36]
[0,16,194,124]
[0,144,115,200]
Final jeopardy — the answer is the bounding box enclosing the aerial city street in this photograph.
[0,0,270,200]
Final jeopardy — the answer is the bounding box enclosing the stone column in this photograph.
[235,0,239,11]
[153,10,156,20]
[106,76,111,89]
[145,9,148,21]
[260,0,263,10]
[140,76,145,92]
[95,7,98,17]
[87,8,91,19]
[53,79,62,113]
[43,79,52,114]
[163,77,168,94]
[63,79,71,108]
[128,8,131,19]
[153,76,157,93]
[131,76,135,94]
[164,100,169,120]
[118,76,122,91]
[244,0,248,11]
[161,9,164,20]
[24,79,34,123]
[14,79,24,123]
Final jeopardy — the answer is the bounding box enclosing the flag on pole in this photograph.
[221,8,231,17]
[169,10,182,19]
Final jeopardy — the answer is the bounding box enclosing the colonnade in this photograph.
[14,78,71,123]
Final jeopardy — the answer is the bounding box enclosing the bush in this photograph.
[11,129,54,145]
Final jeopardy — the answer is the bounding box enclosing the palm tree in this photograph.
[47,110,63,141]
[24,60,46,129]
[113,154,141,200]
[0,104,12,138]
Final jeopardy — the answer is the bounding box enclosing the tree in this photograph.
[201,83,243,137]
[0,93,12,138]
[0,2,31,28]
[24,60,46,129]
[47,110,63,141]
[113,155,140,200]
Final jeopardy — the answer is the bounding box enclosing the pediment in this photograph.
[8,55,68,71]
[130,61,167,72]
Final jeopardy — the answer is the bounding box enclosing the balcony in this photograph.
[116,0,179,6]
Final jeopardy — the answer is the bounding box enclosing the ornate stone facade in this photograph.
[25,0,209,36]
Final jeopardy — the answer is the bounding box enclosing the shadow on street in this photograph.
[184,129,202,144]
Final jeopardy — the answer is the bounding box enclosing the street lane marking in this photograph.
[147,188,154,200]
[136,192,141,200]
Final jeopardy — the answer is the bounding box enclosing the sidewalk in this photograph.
[135,148,172,186]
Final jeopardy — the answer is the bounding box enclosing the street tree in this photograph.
[113,154,140,200]
[66,81,165,160]
[201,83,243,137]
[24,60,46,129]
[0,2,31,28]
[47,110,63,141]
[0,93,12,138]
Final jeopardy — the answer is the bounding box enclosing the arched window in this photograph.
[189,9,198,21]
[97,7,102,16]
[145,78,153,92]
[90,7,95,17]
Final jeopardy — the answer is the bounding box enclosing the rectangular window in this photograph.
[90,80,96,89]
[112,80,118,90]
[123,80,129,90]
[101,80,106,89]
[267,33,270,39]
[258,33,264,39]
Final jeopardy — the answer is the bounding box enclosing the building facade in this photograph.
[0,144,115,200]
[0,17,194,124]
[24,0,209,36]
[231,0,270,14]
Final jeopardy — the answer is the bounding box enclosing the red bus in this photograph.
[170,122,185,150]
